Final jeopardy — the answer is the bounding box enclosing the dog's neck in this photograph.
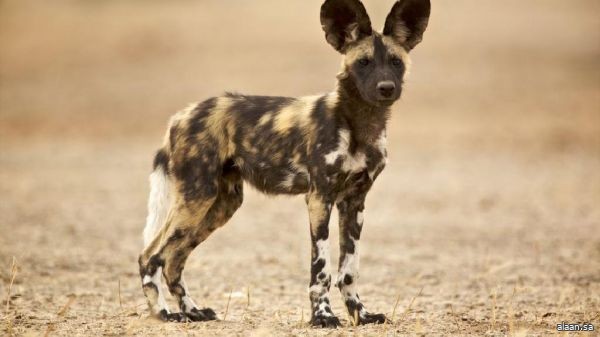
[334,77,391,146]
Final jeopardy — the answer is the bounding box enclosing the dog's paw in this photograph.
[310,314,342,328]
[185,307,217,321]
[157,309,189,322]
[357,312,388,325]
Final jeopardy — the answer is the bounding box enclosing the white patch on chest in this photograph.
[375,129,388,158]
[356,211,364,225]
[324,129,367,173]
[368,129,388,180]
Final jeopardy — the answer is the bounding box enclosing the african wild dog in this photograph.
[139,0,430,328]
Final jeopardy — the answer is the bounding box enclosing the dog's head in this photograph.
[321,0,430,107]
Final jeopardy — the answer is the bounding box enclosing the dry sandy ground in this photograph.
[1,1,599,336]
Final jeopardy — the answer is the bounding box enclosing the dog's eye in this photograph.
[358,58,370,66]
[391,57,403,67]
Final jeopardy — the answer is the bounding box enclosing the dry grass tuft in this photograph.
[2,257,18,337]
[490,287,498,333]
[43,294,76,337]
[400,286,423,322]
[4,257,17,312]
[223,289,233,321]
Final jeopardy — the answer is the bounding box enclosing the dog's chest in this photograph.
[323,128,388,185]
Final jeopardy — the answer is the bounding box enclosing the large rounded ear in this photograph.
[320,0,372,53]
[383,0,430,51]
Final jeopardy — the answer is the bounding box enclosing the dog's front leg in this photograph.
[336,193,387,325]
[306,190,340,328]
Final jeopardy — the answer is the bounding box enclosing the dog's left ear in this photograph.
[320,0,372,53]
[383,0,431,51]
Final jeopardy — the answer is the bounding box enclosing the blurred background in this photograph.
[1,1,598,336]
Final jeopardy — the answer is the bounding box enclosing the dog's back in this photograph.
[162,93,332,195]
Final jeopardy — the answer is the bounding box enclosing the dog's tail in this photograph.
[143,148,171,248]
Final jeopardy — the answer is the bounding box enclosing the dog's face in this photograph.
[321,0,430,107]
[340,33,411,106]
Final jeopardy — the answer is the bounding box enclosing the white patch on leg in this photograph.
[309,239,331,294]
[143,167,171,247]
[338,238,366,317]
[312,239,334,317]
[338,242,359,282]
[143,266,170,314]
[316,239,330,267]
[179,277,198,312]
[356,211,364,226]
[182,296,197,312]
[316,299,334,317]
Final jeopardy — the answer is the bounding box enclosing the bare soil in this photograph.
[1,1,599,336]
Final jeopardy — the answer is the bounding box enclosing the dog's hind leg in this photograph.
[139,146,223,321]
[162,172,243,321]
[139,151,175,320]
[140,192,219,321]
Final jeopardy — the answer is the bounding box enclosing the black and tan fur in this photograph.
[139,0,430,327]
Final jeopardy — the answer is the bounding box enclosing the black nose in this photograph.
[376,81,395,98]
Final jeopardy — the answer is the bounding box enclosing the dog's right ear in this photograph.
[320,0,372,53]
